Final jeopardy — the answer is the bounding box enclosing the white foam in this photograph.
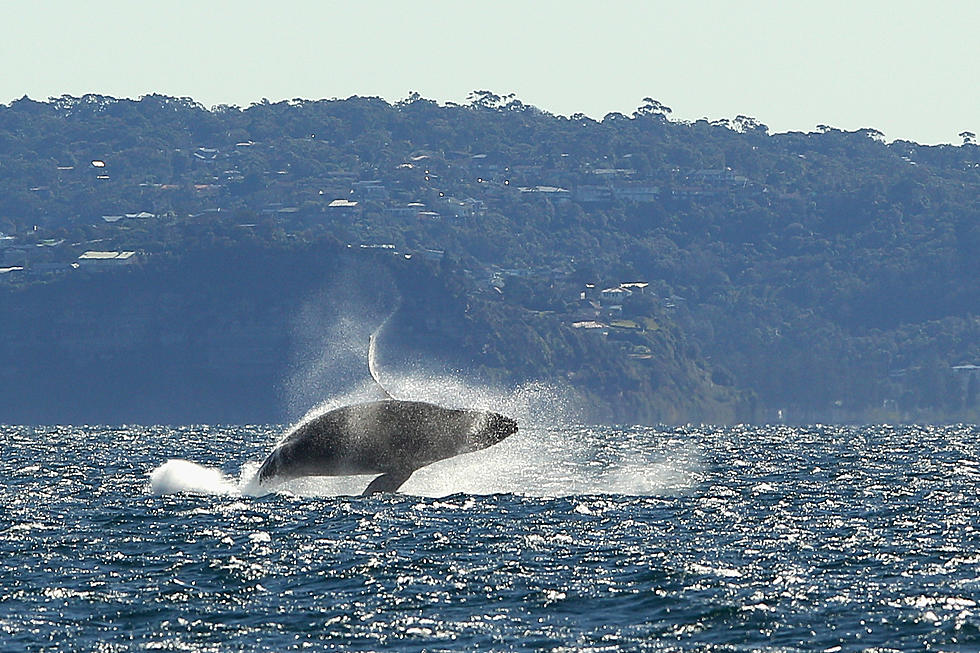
[148,373,699,500]
[241,427,701,499]
[148,459,238,496]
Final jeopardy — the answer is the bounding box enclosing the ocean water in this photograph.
[3,422,980,651]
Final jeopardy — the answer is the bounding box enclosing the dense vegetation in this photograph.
[1,93,978,423]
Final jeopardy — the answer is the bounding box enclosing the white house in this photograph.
[600,287,633,303]
[78,251,138,268]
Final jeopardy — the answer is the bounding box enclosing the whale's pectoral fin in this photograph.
[362,469,414,496]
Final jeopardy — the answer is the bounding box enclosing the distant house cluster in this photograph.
[570,281,664,333]
[6,110,767,289]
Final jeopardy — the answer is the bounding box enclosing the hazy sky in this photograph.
[2,1,977,144]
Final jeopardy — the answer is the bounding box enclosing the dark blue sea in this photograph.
[3,420,980,651]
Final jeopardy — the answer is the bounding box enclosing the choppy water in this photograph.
[3,422,980,651]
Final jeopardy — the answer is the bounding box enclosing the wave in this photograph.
[148,459,241,495]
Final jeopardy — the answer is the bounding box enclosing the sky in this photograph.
[2,1,977,144]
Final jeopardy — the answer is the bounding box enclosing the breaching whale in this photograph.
[256,334,518,495]
[256,399,517,494]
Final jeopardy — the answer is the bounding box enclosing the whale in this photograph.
[256,399,518,494]
[256,331,518,495]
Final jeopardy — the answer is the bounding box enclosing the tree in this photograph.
[634,97,672,120]
[467,90,502,110]
[733,115,769,134]
[859,128,885,143]
[398,91,424,107]
[2,92,979,422]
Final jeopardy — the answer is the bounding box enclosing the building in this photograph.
[614,185,660,202]
[621,282,649,294]
[600,286,633,303]
[77,251,138,268]
[326,199,360,217]
[421,248,445,262]
[519,186,571,201]
[574,185,614,203]
[352,180,389,200]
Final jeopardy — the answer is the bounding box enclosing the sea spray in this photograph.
[148,375,695,499]
[288,375,578,438]
[241,425,701,499]
[283,266,399,421]
[148,459,238,495]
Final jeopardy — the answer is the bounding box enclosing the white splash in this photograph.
[288,374,577,438]
[240,426,702,499]
[148,459,239,496]
[148,374,700,500]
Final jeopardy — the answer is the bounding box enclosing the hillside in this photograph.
[0,240,741,424]
[1,93,978,423]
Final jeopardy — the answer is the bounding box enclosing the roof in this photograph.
[328,199,359,208]
[78,251,136,261]
[518,185,569,193]
[572,321,606,329]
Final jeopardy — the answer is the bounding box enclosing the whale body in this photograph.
[256,399,518,495]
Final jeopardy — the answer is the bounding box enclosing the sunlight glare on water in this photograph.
[4,423,980,651]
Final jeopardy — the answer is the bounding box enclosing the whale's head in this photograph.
[467,410,518,451]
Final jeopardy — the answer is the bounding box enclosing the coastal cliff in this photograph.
[1,241,741,424]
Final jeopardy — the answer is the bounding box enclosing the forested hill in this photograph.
[1,93,978,423]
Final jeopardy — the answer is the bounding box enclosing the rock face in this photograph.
[1,256,291,424]
[0,243,742,425]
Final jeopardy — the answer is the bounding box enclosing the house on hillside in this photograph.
[687,168,743,187]
[953,364,980,392]
[519,186,571,202]
[78,251,138,268]
[352,180,389,200]
[1,247,29,267]
[591,168,636,178]
[193,147,219,161]
[571,320,607,335]
[621,282,649,294]
[600,286,633,303]
[386,205,421,220]
[614,185,660,202]
[327,199,360,217]
[574,185,614,203]
[29,262,71,276]
[440,196,486,218]
[677,168,749,196]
